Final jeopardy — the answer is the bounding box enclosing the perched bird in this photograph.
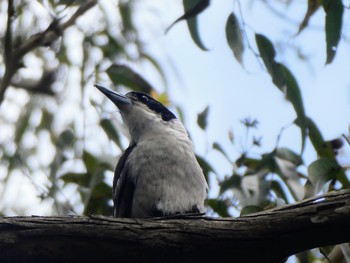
[95,84,208,218]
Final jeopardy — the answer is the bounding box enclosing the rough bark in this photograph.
[1,189,350,263]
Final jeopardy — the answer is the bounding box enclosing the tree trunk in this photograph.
[1,189,350,263]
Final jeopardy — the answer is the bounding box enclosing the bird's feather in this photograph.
[113,143,136,217]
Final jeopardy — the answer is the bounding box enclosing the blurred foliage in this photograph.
[0,0,349,261]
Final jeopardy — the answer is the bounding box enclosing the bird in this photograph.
[95,84,208,218]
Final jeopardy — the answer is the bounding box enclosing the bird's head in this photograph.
[95,84,186,142]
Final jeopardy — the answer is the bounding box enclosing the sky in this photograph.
[140,1,350,181]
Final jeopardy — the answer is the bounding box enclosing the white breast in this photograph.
[125,127,208,217]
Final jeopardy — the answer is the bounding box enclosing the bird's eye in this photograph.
[140,95,149,103]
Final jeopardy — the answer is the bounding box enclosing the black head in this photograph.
[126,92,176,121]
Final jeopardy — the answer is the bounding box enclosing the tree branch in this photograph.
[0,0,97,105]
[4,0,14,65]
[1,189,349,262]
[14,0,97,59]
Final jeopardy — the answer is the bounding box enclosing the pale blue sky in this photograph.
[141,1,350,176]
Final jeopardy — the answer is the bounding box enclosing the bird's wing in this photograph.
[113,143,136,217]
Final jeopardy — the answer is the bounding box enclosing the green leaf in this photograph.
[166,0,210,51]
[107,64,154,94]
[196,154,215,183]
[57,129,75,149]
[140,53,167,88]
[235,154,260,170]
[240,205,263,216]
[15,110,31,143]
[206,199,231,217]
[255,34,285,89]
[219,173,241,194]
[255,152,276,173]
[274,148,303,166]
[175,105,185,123]
[271,180,289,203]
[256,34,307,153]
[297,0,321,34]
[305,117,334,158]
[281,65,307,153]
[307,158,341,193]
[119,1,134,34]
[213,142,231,163]
[84,182,113,215]
[100,118,122,149]
[322,0,343,64]
[225,12,244,65]
[38,109,53,130]
[83,151,99,173]
[100,36,124,58]
[61,172,88,186]
[197,105,209,130]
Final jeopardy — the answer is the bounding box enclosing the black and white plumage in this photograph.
[95,84,208,218]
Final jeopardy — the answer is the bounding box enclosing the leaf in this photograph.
[274,157,305,201]
[166,0,210,51]
[140,53,167,88]
[38,109,53,130]
[281,65,307,153]
[307,158,341,193]
[219,173,241,194]
[322,0,343,64]
[107,64,154,94]
[100,36,124,58]
[271,180,289,203]
[228,129,234,144]
[83,150,99,173]
[175,105,185,123]
[254,34,307,154]
[15,110,31,143]
[297,0,322,34]
[100,118,122,149]
[84,182,113,215]
[206,199,231,217]
[196,154,215,183]
[151,91,170,107]
[166,0,209,31]
[119,1,134,35]
[256,36,308,152]
[235,154,260,170]
[225,12,244,65]
[275,148,303,166]
[197,105,209,130]
[61,172,88,186]
[255,34,285,89]
[57,129,75,149]
[305,117,334,158]
[213,142,231,163]
[240,205,263,216]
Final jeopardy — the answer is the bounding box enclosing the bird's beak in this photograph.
[94,84,132,108]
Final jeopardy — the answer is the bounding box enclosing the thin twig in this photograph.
[320,247,333,263]
[342,134,350,146]
[236,0,264,70]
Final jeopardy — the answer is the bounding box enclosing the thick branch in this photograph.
[1,189,350,262]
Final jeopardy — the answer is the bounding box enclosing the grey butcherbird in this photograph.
[95,84,208,218]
